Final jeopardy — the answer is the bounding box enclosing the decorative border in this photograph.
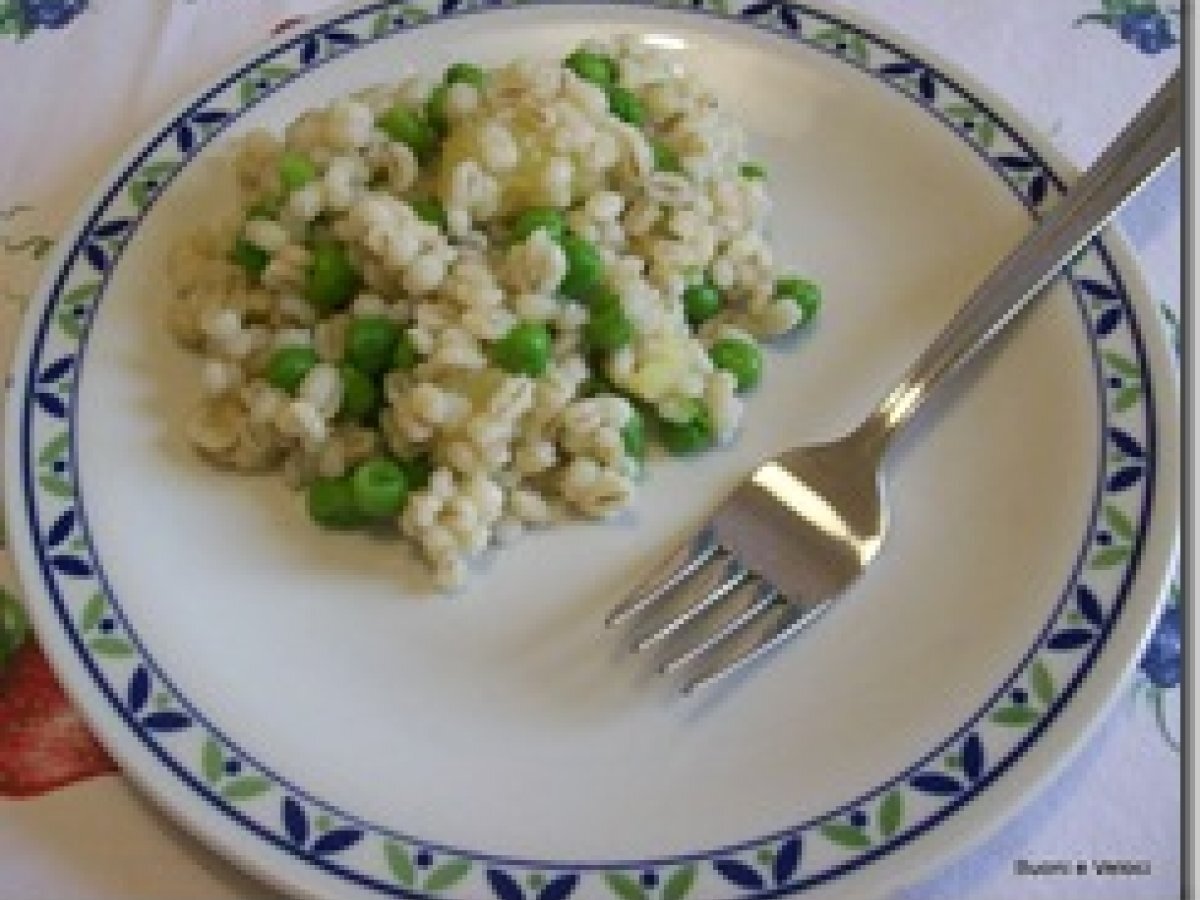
[15,2,1159,898]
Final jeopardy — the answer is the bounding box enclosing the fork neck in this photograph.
[856,71,1180,465]
[848,401,903,464]
[855,372,945,461]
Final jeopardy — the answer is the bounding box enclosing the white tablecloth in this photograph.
[0,2,1182,898]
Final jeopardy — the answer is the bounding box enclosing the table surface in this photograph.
[0,2,1183,898]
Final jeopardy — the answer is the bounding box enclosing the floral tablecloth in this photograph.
[0,2,1182,898]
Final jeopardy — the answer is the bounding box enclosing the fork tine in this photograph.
[681,595,834,694]
[606,531,716,627]
[659,577,778,675]
[632,554,748,652]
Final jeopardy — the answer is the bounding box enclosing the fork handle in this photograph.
[862,71,1181,456]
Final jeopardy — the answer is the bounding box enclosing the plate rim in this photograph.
[2,2,1180,899]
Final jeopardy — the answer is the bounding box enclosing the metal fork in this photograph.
[608,72,1181,694]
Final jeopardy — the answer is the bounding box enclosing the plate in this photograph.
[3,2,1179,899]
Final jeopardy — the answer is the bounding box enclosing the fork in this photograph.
[607,72,1181,694]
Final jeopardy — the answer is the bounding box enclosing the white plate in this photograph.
[4,2,1179,899]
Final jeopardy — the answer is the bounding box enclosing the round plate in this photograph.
[3,2,1179,899]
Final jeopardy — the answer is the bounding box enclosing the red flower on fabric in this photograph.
[0,640,116,798]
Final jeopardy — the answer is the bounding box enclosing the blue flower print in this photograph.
[19,0,86,28]
[1118,8,1177,53]
[1077,2,1179,55]
[0,0,86,38]
[1139,603,1180,689]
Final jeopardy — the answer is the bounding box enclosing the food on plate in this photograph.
[168,37,822,589]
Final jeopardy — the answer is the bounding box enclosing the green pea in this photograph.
[378,104,439,162]
[739,161,768,180]
[345,316,400,376]
[445,62,486,88]
[655,401,713,455]
[399,453,433,492]
[651,140,682,174]
[337,364,381,424]
[565,48,617,87]
[351,457,409,519]
[279,150,318,191]
[425,83,450,135]
[559,233,604,300]
[621,408,646,462]
[305,241,361,314]
[491,322,552,377]
[410,197,448,230]
[584,289,633,352]
[607,85,645,126]
[511,207,567,244]
[709,338,763,392]
[391,330,421,371]
[775,276,822,327]
[683,280,721,325]
[307,476,363,529]
[231,237,270,278]
[582,285,618,311]
[266,345,319,394]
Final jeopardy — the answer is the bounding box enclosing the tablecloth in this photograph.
[0,2,1183,898]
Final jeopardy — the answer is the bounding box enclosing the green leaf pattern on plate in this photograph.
[819,822,871,850]
[239,63,296,104]
[1031,658,1056,707]
[128,161,181,210]
[604,864,696,900]
[1103,349,1146,412]
[877,789,905,839]
[85,636,135,657]
[941,102,997,148]
[198,737,273,800]
[1091,504,1135,568]
[991,659,1057,728]
[79,591,107,633]
[74,592,135,657]
[384,842,472,893]
[424,859,472,892]
[385,841,418,887]
[990,704,1041,727]
[816,787,905,854]
[55,281,98,338]
[605,872,648,900]
[810,25,870,65]
[222,775,274,801]
[661,864,698,900]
